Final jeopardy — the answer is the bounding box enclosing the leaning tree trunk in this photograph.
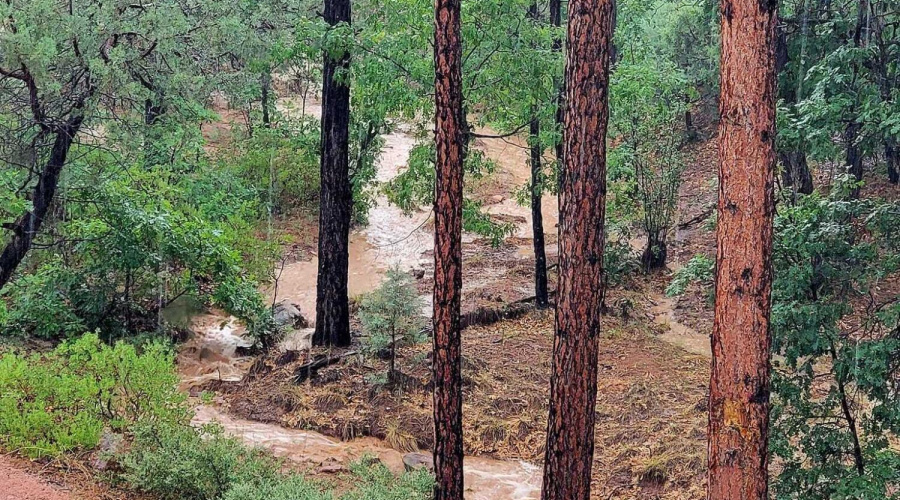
[313,0,353,347]
[540,1,614,499]
[707,0,777,498]
[0,117,84,291]
[432,0,465,498]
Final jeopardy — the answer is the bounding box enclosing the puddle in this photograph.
[192,405,542,500]
[650,294,710,357]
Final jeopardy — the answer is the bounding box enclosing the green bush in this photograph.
[340,459,433,500]
[222,475,332,500]
[665,254,714,297]
[223,459,433,500]
[123,422,280,500]
[0,333,186,458]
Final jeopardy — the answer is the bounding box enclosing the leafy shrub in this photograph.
[359,269,425,383]
[222,474,332,500]
[665,254,714,297]
[603,236,640,287]
[0,333,186,457]
[123,422,280,500]
[223,459,433,500]
[340,459,433,500]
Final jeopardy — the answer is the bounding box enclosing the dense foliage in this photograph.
[0,333,186,457]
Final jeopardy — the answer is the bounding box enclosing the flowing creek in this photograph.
[177,105,545,499]
[178,101,706,498]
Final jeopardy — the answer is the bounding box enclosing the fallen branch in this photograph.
[292,350,357,384]
[677,206,715,230]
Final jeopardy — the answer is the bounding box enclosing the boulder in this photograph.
[90,431,124,471]
[402,452,434,473]
[273,300,309,330]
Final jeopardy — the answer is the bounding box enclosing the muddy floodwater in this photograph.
[193,405,542,500]
[177,107,549,499]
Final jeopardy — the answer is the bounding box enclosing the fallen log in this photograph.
[292,350,357,384]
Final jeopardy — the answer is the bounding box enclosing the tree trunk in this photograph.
[313,0,353,347]
[432,0,465,498]
[886,141,899,184]
[779,150,814,197]
[540,1,614,499]
[530,117,549,308]
[261,72,272,129]
[550,0,565,176]
[528,2,549,309]
[845,120,863,198]
[708,0,777,498]
[0,117,84,291]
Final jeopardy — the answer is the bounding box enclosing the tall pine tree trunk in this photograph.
[432,0,465,498]
[313,0,352,347]
[708,0,777,498]
[540,1,614,499]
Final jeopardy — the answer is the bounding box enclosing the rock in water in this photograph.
[273,300,309,330]
[402,452,434,473]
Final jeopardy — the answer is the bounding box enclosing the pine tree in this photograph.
[707,0,778,497]
[313,0,353,347]
[432,0,465,498]
[541,0,614,498]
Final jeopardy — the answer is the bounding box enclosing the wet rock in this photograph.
[90,431,124,471]
[279,328,314,352]
[402,452,434,473]
[317,457,347,474]
[411,268,426,280]
[273,300,309,330]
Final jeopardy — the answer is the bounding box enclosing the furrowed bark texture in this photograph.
[432,0,465,498]
[540,1,614,499]
[708,0,777,498]
[314,0,353,347]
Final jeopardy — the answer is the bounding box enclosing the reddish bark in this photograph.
[432,0,465,498]
[708,0,777,498]
[540,1,614,499]
[313,0,353,347]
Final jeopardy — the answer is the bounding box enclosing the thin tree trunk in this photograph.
[313,0,353,347]
[432,0,465,498]
[530,116,549,308]
[540,1,614,499]
[528,1,548,309]
[707,0,777,498]
[550,0,565,174]
[845,121,863,197]
[0,117,84,291]
[886,141,899,184]
[261,71,272,129]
